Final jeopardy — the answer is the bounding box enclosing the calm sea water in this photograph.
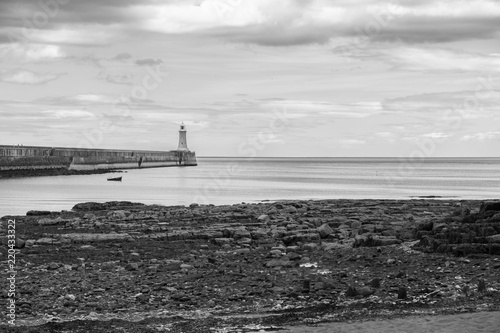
[0,157,499,216]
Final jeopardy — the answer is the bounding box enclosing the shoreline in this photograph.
[1,198,499,332]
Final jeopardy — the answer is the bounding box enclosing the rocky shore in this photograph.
[1,199,499,332]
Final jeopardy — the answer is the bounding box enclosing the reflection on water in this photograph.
[0,157,499,215]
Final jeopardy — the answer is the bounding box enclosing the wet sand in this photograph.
[279,311,500,333]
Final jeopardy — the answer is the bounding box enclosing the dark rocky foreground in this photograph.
[1,199,499,332]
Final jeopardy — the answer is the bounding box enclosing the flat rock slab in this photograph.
[57,233,133,243]
[280,311,500,333]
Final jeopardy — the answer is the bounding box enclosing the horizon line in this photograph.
[198,156,500,159]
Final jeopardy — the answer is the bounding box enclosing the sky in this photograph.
[0,0,499,157]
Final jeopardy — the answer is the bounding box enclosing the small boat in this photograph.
[107,176,122,182]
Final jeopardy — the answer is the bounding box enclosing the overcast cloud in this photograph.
[0,0,499,156]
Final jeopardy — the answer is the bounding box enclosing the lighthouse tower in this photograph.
[177,122,189,151]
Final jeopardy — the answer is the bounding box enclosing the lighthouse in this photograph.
[177,122,189,151]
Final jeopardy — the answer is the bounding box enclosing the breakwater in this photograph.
[0,145,197,175]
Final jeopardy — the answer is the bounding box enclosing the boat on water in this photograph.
[107,176,122,182]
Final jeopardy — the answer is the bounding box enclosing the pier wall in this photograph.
[0,145,197,173]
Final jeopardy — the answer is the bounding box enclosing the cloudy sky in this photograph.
[0,0,499,157]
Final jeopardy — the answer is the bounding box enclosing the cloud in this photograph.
[340,139,366,145]
[69,94,115,103]
[135,58,163,66]
[41,109,97,119]
[1,0,499,47]
[382,88,500,116]
[421,132,452,139]
[461,131,500,141]
[0,43,64,62]
[0,69,63,84]
[259,100,381,118]
[384,47,500,72]
[105,73,134,85]
[113,52,133,61]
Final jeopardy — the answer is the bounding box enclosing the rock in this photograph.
[400,204,410,210]
[136,294,149,303]
[295,233,320,242]
[1,236,25,248]
[283,206,298,214]
[125,263,139,271]
[189,203,199,208]
[360,224,376,233]
[353,234,401,247]
[232,229,251,239]
[47,262,61,270]
[194,230,224,239]
[461,206,471,217]
[251,229,268,239]
[282,235,297,246]
[480,201,500,214]
[314,281,325,290]
[303,243,318,251]
[257,214,270,221]
[397,286,407,299]
[212,238,232,246]
[478,279,486,293]
[416,221,434,231]
[287,252,301,261]
[80,245,96,250]
[432,223,447,232]
[357,286,374,297]
[58,233,133,243]
[302,279,311,293]
[487,234,500,243]
[346,286,357,297]
[101,261,117,269]
[234,248,250,255]
[269,249,282,257]
[26,210,51,216]
[111,210,129,220]
[351,221,362,229]
[317,223,333,238]
[237,237,252,245]
[265,259,294,268]
[370,278,381,288]
[321,242,345,251]
[164,262,182,271]
[38,217,65,226]
[72,202,108,211]
[267,207,278,215]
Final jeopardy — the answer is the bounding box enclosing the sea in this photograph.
[0,157,499,216]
